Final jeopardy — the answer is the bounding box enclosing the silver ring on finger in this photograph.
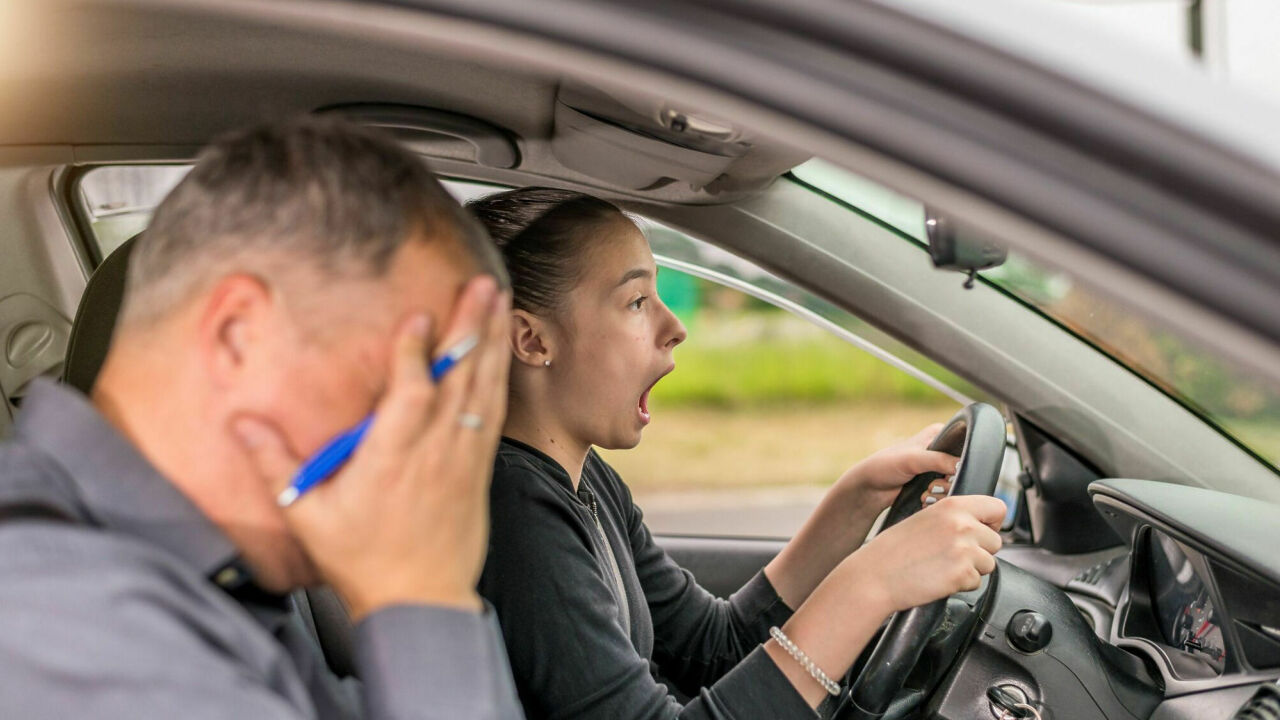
[458,412,484,430]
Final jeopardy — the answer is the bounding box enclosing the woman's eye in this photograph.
[629,296,647,311]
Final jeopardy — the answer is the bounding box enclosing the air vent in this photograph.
[1074,555,1124,586]
[1233,685,1280,720]
[1067,554,1128,606]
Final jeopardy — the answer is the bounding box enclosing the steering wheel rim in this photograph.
[839,402,1006,720]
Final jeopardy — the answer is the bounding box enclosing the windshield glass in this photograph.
[792,159,1280,470]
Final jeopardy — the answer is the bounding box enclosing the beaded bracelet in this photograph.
[769,626,841,696]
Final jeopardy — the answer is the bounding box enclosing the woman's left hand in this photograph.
[832,423,961,514]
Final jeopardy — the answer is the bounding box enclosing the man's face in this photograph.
[226,238,474,587]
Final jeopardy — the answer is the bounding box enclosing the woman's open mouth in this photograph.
[638,365,675,425]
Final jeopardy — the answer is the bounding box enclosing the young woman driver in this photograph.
[471,188,1005,720]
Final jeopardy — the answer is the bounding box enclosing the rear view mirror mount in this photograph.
[925,208,1007,289]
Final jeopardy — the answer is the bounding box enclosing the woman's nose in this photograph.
[664,306,688,350]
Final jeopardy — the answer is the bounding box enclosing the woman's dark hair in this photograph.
[466,187,633,314]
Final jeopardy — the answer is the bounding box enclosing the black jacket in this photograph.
[479,438,815,720]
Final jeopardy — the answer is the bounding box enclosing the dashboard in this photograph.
[884,478,1280,720]
[1090,479,1280,708]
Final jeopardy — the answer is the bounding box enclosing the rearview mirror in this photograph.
[924,208,1006,288]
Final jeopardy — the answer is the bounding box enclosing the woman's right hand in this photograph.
[852,494,1006,614]
[765,494,1006,708]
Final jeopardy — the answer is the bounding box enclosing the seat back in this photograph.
[62,234,138,394]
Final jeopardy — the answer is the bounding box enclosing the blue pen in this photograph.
[276,334,481,507]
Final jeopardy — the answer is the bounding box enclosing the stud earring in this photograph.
[543,359,552,368]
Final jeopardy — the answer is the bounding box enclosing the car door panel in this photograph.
[654,534,784,599]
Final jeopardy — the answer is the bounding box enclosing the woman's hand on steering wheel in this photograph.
[831,423,963,513]
[765,494,1005,710]
[849,494,1006,614]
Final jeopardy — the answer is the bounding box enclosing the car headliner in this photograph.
[6,0,1280,391]
[0,1,800,206]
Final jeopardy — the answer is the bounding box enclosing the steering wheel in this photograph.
[837,402,1006,720]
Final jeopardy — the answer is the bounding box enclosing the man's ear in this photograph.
[509,309,552,368]
[196,274,276,386]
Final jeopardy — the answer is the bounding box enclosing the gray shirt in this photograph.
[0,379,523,720]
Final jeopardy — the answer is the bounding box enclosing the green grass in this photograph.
[654,334,956,409]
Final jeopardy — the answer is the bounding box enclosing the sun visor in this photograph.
[552,82,751,191]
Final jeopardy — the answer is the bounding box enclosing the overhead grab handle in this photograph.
[317,103,520,169]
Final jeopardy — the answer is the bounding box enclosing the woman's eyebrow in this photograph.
[614,267,653,288]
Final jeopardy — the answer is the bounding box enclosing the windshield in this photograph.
[792,159,1280,471]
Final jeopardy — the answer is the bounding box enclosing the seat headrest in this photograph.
[62,234,141,395]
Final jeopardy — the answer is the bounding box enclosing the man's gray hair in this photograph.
[120,115,504,327]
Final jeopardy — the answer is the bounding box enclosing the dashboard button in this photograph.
[1008,610,1053,653]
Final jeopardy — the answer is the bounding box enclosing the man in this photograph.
[0,117,523,718]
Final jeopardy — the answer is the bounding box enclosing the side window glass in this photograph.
[77,165,191,261]
[599,223,1017,539]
